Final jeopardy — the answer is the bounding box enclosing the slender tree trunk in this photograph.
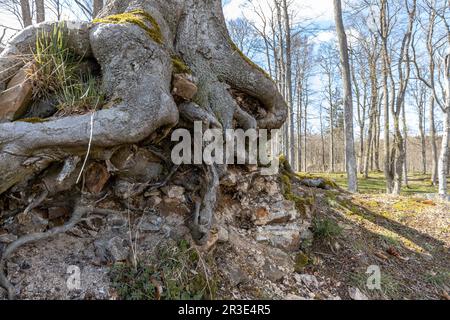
[402,102,409,187]
[334,0,357,191]
[20,0,32,27]
[330,107,335,173]
[93,0,104,18]
[320,105,326,172]
[418,96,427,174]
[429,96,438,185]
[282,0,295,169]
[35,0,45,23]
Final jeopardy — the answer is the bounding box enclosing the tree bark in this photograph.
[35,0,46,23]
[20,0,32,27]
[93,0,104,18]
[429,96,438,185]
[0,0,288,243]
[334,0,357,192]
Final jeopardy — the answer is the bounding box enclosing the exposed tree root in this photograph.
[0,202,122,300]
[190,164,219,244]
[0,0,289,256]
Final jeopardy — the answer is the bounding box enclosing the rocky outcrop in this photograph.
[0,62,34,122]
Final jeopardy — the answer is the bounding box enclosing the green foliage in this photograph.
[312,217,343,241]
[93,9,163,44]
[31,23,103,115]
[56,76,104,115]
[280,171,312,215]
[425,270,450,288]
[110,240,217,300]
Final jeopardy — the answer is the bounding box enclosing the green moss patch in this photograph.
[172,56,192,74]
[228,39,272,81]
[15,117,49,123]
[93,9,163,44]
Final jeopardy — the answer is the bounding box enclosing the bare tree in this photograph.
[334,0,358,192]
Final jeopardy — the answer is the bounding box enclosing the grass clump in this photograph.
[425,270,450,288]
[312,217,343,241]
[172,56,191,74]
[30,22,104,115]
[110,240,217,300]
[93,9,163,44]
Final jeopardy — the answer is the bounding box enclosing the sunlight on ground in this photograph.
[311,171,450,195]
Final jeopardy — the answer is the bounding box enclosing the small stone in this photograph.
[285,294,307,300]
[217,226,229,243]
[138,216,163,233]
[295,274,319,289]
[161,185,185,202]
[0,233,18,244]
[348,287,369,300]
[199,232,219,252]
[172,74,198,100]
[227,266,248,286]
[85,162,110,194]
[263,262,285,282]
[107,237,130,262]
[0,62,34,121]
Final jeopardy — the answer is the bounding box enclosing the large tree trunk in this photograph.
[334,0,357,192]
[438,55,450,197]
[0,0,287,242]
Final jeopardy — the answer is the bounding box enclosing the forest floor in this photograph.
[303,172,450,300]
[318,171,450,195]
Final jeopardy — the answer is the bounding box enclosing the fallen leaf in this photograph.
[387,247,401,258]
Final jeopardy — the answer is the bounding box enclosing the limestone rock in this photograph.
[94,236,130,264]
[217,225,229,243]
[172,73,198,100]
[263,262,285,282]
[138,215,163,233]
[295,274,319,289]
[161,185,185,203]
[253,200,297,226]
[0,62,34,121]
[255,223,301,252]
[348,287,369,300]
